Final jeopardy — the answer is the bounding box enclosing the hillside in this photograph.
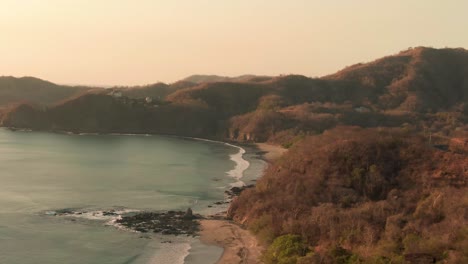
[0,76,94,107]
[0,93,219,137]
[229,127,468,263]
[182,74,272,84]
[1,47,467,145]
[325,47,468,112]
[1,47,467,263]
[111,81,197,100]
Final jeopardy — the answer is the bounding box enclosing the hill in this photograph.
[229,127,467,263]
[0,93,218,137]
[1,47,467,263]
[324,47,468,112]
[1,47,467,145]
[0,76,94,107]
[110,81,198,100]
[182,74,272,84]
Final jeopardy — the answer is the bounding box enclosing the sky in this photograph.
[0,0,467,86]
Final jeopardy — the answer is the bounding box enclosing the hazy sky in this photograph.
[0,0,467,86]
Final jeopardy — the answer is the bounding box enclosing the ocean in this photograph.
[0,129,265,264]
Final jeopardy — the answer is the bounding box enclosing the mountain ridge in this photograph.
[1,47,467,145]
[0,47,466,263]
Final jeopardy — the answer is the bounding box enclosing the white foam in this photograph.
[180,137,251,187]
[146,241,191,264]
[47,208,140,230]
[225,144,250,187]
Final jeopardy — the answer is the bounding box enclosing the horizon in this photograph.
[3,46,465,88]
[1,0,467,86]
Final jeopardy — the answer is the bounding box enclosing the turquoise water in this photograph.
[0,129,265,264]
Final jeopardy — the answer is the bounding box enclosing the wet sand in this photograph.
[199,220,263,264]
[198,142,287,263]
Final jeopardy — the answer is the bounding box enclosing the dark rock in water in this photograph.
[103,210,117,216]
[116,210,202,236]
[55,208,75,215]
[135,227,148,233]
[230,187,243,195]
[183,208,193,219]
[225,184,255,198]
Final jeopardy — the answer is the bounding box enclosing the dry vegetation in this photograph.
[0,47,467,263]
[2,47,467,145]
[229,127,467,263]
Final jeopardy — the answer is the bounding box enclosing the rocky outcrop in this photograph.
[116,210,202,236]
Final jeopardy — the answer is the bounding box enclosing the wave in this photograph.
[42,208,140,230]
[147,241,191,264]
[183,137,250,187]
[225,144,250,187]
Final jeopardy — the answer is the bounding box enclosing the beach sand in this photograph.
[198,143,287,263]
[199,220,264,264]
[254,143,287,163]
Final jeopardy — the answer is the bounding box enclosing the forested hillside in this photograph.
[2,47,467,145]
[1,47,467,263]
[229,128,467,263]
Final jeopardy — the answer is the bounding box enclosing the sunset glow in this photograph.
[1,0,467,85]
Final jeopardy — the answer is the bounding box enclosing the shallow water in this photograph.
[0,129,265,264]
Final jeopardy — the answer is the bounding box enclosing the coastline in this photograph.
[199,142,287,264]
[2,127,285,264]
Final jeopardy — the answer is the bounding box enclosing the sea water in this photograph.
[0,129,266,264]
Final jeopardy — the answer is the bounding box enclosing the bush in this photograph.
[263,235,309,264]
[249,214,276,244]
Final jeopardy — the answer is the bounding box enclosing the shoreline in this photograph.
[199,142,287,264]
[199,220,263,264]
[2,127,286,264]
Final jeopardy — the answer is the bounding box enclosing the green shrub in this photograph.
[263,234,309,264]
[329,245,354,264]
[249,214,276,244]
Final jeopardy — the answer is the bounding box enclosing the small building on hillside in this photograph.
[354,106,371,113]
[145,97,153,103]
[108,90,122,98]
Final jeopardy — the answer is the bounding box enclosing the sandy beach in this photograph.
[198,143,286,263]
[254,143,288,163]
[199,220,264,264]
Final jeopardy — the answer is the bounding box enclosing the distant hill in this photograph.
[324,47,468,112]
[109,81,198,100]
[1,47,467,145]
[0,76,94,107]
[0,93,219,137]
[182,74,272,84]
[175,48,468,114]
